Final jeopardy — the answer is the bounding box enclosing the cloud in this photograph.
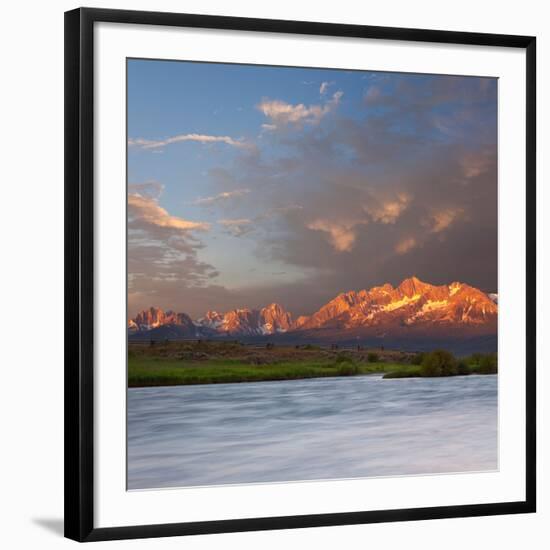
[223,73,495,300]
[364,86,382,104]
[460,149,494,180]
[307,218,367,252]
[365,192,412,224]
[218,218,251,225]
[128,181,164,200]
[218,218,254,237]
[192,188,251,206]
[128,185,218,308]
[257,91,343,130]
[319,81,334,95]
[128,133,252,150]
[426,208,464,233]
[129,193,210,231]
[395,236,418,255]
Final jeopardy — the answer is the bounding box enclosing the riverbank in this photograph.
[128,356,416,387]
[127,341,497,387]
[382,364,495,378]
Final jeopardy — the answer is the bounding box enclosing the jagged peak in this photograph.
[334,290,360,301]
[397,275,433,297]
[398,275,429,287]
[370,282,394,293]
[262,302,286,311]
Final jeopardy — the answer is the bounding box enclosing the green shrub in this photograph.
[411,352,425,365]
[336,363,359,376]
[335,354,353,363]
[367,352,379,363]
[420,350,458,377]
[457,360,470,375]
[469,352,484,365]
[478,354,498,374]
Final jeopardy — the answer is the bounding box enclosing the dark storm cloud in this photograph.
[258,140,497,296]
[204,74,498,310]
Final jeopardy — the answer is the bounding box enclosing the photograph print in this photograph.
[126,59,498,490]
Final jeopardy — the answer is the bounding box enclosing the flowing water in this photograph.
[128,374,497,490]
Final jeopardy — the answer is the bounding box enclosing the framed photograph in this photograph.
[65,7,536,542]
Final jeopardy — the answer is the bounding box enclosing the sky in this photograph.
[127,59,498,319]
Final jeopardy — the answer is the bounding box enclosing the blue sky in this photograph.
[127,59,497,318]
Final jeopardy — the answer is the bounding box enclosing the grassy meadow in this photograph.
[127,340,497,387]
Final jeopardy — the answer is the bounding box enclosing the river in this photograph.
[127,374,497,490]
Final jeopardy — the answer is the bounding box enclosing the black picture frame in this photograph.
[65,7,537,542]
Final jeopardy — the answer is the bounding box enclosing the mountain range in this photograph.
[128,277,498,353]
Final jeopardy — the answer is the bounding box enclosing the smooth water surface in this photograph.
[128,374,497,489]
